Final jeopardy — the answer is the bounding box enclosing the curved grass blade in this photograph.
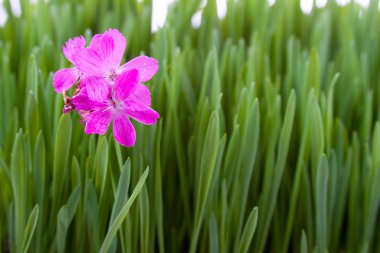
[56,184,82,253]
[99,167,149,253]
[238,207,258,253]
[22,204,39,253]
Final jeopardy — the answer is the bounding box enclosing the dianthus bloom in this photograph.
[52,29,159,147]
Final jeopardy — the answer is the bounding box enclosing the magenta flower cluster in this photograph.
[52,29,159,147]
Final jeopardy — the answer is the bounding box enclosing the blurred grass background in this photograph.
[1,0,380,252]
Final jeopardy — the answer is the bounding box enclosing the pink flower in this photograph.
[52,36,86,93]
[72,29,158,102]
[52,28,160,147]
[72,69,159,147]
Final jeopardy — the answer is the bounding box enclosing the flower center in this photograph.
[110,99,117,108]
[109,96,123,111]
[107,69,117,82]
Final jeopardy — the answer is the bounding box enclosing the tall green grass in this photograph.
[1,0,380,252]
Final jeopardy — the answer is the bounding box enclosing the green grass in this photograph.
[1,0,380,252]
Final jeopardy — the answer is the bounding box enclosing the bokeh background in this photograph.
[0,0,376,29]
[1,0,380,252]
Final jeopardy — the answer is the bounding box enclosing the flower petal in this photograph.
[114,69,139,102]
[84,109,112,135]
[63,36,86,63]
[72,88,106,111]
[127,83,151,106]
[120,56,159,82]
[113,113,136,147]
[71,48,106,76]
[52,68,78,93]
[89,34,102,48]
[82,76,110,102]
[89,29,126,69]
[127,106,159,125]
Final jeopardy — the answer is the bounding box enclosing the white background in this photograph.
[0,0,374,29]
[152,0,372,31]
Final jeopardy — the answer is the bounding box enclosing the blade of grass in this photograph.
[21,204,39,253]
[99,166,149,253]
[238,207,258,253]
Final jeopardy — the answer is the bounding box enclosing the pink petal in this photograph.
[114,69,139,102]
[127,84,151,106]
[52,68,78,93]
[89,34,102,48]
[89,29,126,69]
[71,48,106,76]
[84,109,112,135]
[127,106,159,125]
[63,36,86,63]
[72,88,106,111]
[113,113,136,147]
[120,56,159,82]
[104,29,126,67]
[82,76,110,102]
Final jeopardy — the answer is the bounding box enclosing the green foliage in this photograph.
[1,0,380,252]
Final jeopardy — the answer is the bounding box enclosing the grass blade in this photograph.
[99,166,149,253]
[22,204,39,253]
[238,207,258,253]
